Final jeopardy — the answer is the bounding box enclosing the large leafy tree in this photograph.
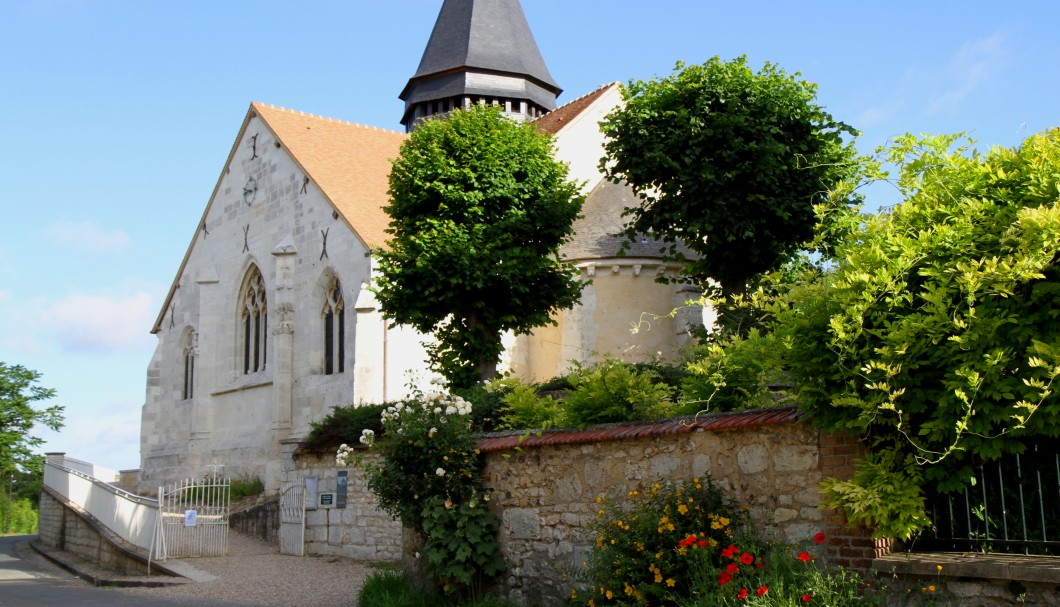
[375,105,585,388]
[764,129,1060,539]
[600,57,859,300]
[0,362,63,475]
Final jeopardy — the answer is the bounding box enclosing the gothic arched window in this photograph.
[323,276,344,375]
[182,330,196,399]
[241,266,268,374]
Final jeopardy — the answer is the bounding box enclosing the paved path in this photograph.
[19,532,380,607]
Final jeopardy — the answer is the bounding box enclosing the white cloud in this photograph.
[38,400,143,470]
[43,219,131,252]
[41,292,155,353]
[926,31,1009,116]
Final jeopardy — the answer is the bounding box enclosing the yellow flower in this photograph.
[928,585,937,592]
[937,565,943,572]
[654,574,663,583]
[597,509,605,517]
[677,504,689,515]
[605,590,614,600]
[589,600,595,607]
[571,590,578,598]
[666,578,676,587]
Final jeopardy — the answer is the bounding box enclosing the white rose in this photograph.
[435,468,446,477]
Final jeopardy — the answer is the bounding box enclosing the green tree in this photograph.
[0,363,63,477]
[769,129,1060,539]
[600,57,859,302]
[376,105,585,388]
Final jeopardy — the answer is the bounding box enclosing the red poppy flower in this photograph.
[814,532,827,544]
[757,586,769,596]
[737,588,748,600]
[802,593,812,603]
[721,545,740,558]
[756,562,765,569]
[718,572,733,585]
[797,551,811,562]
[740,553,754,565]
[697,539,708,548]
[678,535,697,548]
[726,563,739,574]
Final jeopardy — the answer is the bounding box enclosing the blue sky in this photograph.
[1,0,1057,471]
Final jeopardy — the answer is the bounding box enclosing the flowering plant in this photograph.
[358,391,504,596]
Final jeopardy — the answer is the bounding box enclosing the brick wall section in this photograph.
[816,431,889,571]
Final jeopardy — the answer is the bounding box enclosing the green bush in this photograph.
[562,358,676,427]
[494,378,563,431]
[361,391,505,596]
[0,495,38,535]
[358,570,520,607]
[230,476,265,502]
[304,403,386,451]
[677,335,774,414]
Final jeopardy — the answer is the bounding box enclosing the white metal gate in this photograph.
[279,479,305,556]
[154,476,230,560]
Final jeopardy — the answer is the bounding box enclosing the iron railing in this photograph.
[915,439,1060,555]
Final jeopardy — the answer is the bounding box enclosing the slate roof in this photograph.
[400,0,561,122]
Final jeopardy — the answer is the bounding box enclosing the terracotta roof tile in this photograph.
[476,406,802,453]
[254,103,407,249]
[536,82,620,135]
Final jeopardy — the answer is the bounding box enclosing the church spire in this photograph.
[399,0,562,131]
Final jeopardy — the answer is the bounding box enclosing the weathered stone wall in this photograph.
[230,497,280,543]
[479,416,838,606]
[286,449,402,562]
[37,489,158,576]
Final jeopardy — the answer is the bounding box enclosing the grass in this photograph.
[358,571,519,607]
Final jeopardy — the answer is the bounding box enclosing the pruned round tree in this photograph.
[600,57,859,300]
[375,105,585,388]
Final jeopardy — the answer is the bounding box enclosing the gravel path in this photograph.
[118,531,379,607]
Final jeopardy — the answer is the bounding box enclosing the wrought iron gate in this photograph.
[154,475,230,560]
[279,478,306,556]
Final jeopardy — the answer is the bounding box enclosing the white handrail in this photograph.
[43,461,159,552]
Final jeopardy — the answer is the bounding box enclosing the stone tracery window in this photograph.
[323,275,345,375]
[241,266,268,374]
[182,330,196,400]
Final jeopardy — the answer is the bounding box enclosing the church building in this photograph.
[139,0,701,491]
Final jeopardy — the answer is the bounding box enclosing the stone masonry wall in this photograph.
[478,415,853,606]
[286,448,402,562]
[38,489,155,576]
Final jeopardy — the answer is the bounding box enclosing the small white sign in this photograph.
[184,509,198,527]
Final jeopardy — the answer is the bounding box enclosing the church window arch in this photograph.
[182,329,197,400]
[323,274,345,375]
[240,265,268,374]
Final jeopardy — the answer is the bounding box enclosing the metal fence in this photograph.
[155,475,230,560]
[916,439,1060,555]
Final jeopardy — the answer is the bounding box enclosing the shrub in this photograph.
[562,358,676,427]
[361,391,505,596]
[572,477,745,607]
[677,335,774,414]
[304,403,386,451]
[570,478,876,607]
[494,378,564,431]
[230,476,265,501]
